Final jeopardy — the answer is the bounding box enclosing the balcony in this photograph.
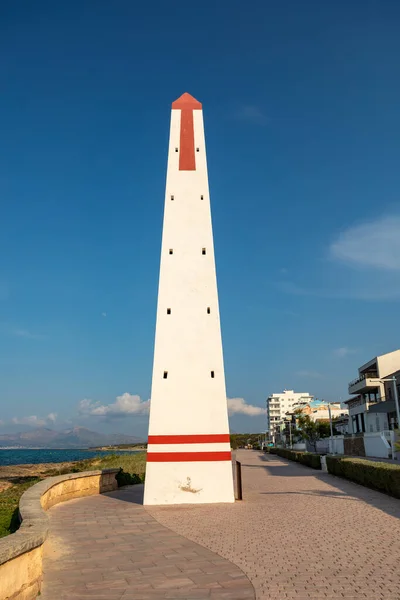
[348,372,379,395]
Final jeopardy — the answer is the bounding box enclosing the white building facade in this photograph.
[144,93,234,505]
[303,402,348,423]
[266,390,313,441]
[346,349,400,434]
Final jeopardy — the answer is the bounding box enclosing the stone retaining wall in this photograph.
[0,468,118,600]
[344,435,366,457]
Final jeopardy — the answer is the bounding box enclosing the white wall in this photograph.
[328,436,344,455]
[366,411,389,433]
[292,442,306,451]
[377,350,400,378]
[309,407,348,421]
[149,108,228,436]
[364,432,392,459]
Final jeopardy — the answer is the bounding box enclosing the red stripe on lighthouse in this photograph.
[148,434,230,444]
[147,451,232,462]
[172,93,202,172]
[179,109,195,171]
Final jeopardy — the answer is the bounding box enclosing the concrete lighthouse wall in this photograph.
[143,93,234,505]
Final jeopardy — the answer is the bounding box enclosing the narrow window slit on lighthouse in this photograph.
[163,371,168,379]
[175,148,178,152]
[211,371,215,378]
[202,248,206,255]
[169,249,173,254]
[200,195,204,200]
[171,195,174,201]
[167,308,171,314]
[207,307,211,314]
[196,147,199,152]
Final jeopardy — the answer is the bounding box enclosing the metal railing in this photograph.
[348,372,379,388]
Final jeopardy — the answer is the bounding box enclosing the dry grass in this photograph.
[43,452,147,477]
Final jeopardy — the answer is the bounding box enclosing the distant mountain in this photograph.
[0,426,143,449]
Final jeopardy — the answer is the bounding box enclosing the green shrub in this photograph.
[116,469,145,487]
[298,453,321,469]
[267,447,321,469]
[0,478,40,538]
[326,456,400,498]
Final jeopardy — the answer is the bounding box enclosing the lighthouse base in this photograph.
[143,460,235,505]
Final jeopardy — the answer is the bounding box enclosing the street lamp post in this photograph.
[328,404,335,455]
[389,377,400,431]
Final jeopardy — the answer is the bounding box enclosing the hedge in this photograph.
[116,469,145,487]
[265,447,321,469]
[326,456,400,499]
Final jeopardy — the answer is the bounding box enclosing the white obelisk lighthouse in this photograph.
[144,93,234,505]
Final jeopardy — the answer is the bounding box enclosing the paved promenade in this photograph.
[41,451,400,599]
[150,451,400,599]
[40,484,254,600]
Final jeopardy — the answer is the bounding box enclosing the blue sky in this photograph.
[1,0,400,438]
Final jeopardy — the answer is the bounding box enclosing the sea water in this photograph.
[0,448,141,466]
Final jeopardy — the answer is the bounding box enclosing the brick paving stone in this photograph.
[147,450,400,600]
[40,483,254,600]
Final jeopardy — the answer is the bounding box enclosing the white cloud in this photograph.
[79,394,264,419]
[227,398,265,416]
[333,347,356,358]
[234,105,269,125]
[79,393,150,417]
[12,413,57,427]
[296,370,322,379]
[330,215,400,271]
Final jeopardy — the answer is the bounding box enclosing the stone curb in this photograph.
[0,468,119,566]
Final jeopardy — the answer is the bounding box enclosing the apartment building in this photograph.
[266,390,313,441]
[346,349,400,433]
[300,402,348,422]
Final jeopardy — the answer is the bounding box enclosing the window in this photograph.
[169,249,173,255]
[171,195,174,201]
[211,371,215,378]
[167,308,171,314]
[200,195,204,200]
[175,148,178,152]
[163,371,168,379]
[207,307,210,314]
[360,413,366,433]
[202,248,206,255]
[196,147,199,152]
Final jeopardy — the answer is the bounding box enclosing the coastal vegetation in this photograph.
[43,451,147,477]
[0,452,146,538]
[88,443,147,451]
[230,433,263,449]
[0,477,40,538]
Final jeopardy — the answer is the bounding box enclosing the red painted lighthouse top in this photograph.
[172,92,202,110]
